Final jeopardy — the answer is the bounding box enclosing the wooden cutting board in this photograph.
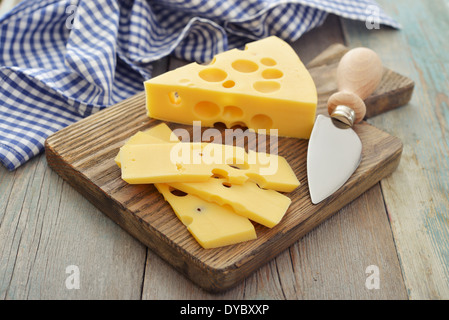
[45,44,413,293]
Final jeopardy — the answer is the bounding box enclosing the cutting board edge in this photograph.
[200,128,404,293]
[204,129,404,293]
[45,139,232,291]
[42,41,412,293]
[44,122,403,293]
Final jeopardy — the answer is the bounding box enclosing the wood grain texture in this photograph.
[0,153,147,299]
[44,44,407,292]
[0,11,410,300]
[142,180,408,299]
[341,0,449,299]
[142,15,402,299]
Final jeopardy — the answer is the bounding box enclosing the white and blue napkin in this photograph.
[0,0,399,170]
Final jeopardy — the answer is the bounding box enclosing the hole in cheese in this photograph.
[260,57,276,66]
[223,106,243,119]
[222,182,232,188]
[176,163,185,172]
[253,81,280,93]
[213,122,227,130]
[226,158,250,170]
[262,68,283,79]
[169,187,188,197]
[229,121,248,130]
[168,91,181,105]
[232,59,259,73]
[198,68,227,82]
[194,101,220,119]
[222,80,235,88]
[250,114,273,130]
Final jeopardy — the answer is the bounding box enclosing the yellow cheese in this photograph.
[141,122,178,142]
[115,123,179,167]
[115,131,165,167]
[144,36,317,139]
[117,124,258,248]
[120,141,299,192]
[117,123,293,228]
[155,184,257,249]
[168,177,291,228]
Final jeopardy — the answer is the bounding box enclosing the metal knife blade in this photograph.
[306,47,383,204]
[307,115,362,204]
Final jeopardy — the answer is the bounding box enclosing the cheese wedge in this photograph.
[120,141,299,192]
[155,184,257,249]
[144,36,317,139]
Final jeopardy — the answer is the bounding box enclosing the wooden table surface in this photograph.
[1,0,448,300]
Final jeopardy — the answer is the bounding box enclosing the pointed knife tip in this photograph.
[309,189,325,205]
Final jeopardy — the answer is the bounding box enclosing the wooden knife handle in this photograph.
[327,47,383,124]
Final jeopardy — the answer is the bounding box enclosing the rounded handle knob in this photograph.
[327,47,383,125]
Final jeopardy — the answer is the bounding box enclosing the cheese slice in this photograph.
[155,183,257,249]
[141,122,178,142]
[115,123,179,167]
[117,123,293,228]
[144,36,317,139]
[117,124,258,248]
[120,141,299,192]
[115,131,165,167]
[168,177,291,228]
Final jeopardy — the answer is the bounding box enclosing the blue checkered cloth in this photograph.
[0,0,399,171]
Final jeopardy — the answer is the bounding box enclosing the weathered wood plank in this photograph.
[140,14,407,298]
[341,0,449,299]
[44,77,404,293]
[142,185,407,300]
[0,57,170,300]
[0,145,147,300]
[0,7,409,300]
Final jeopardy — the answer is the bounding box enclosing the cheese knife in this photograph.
[307,47,383,204]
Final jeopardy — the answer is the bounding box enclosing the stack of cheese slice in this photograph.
[115,123,300,249]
